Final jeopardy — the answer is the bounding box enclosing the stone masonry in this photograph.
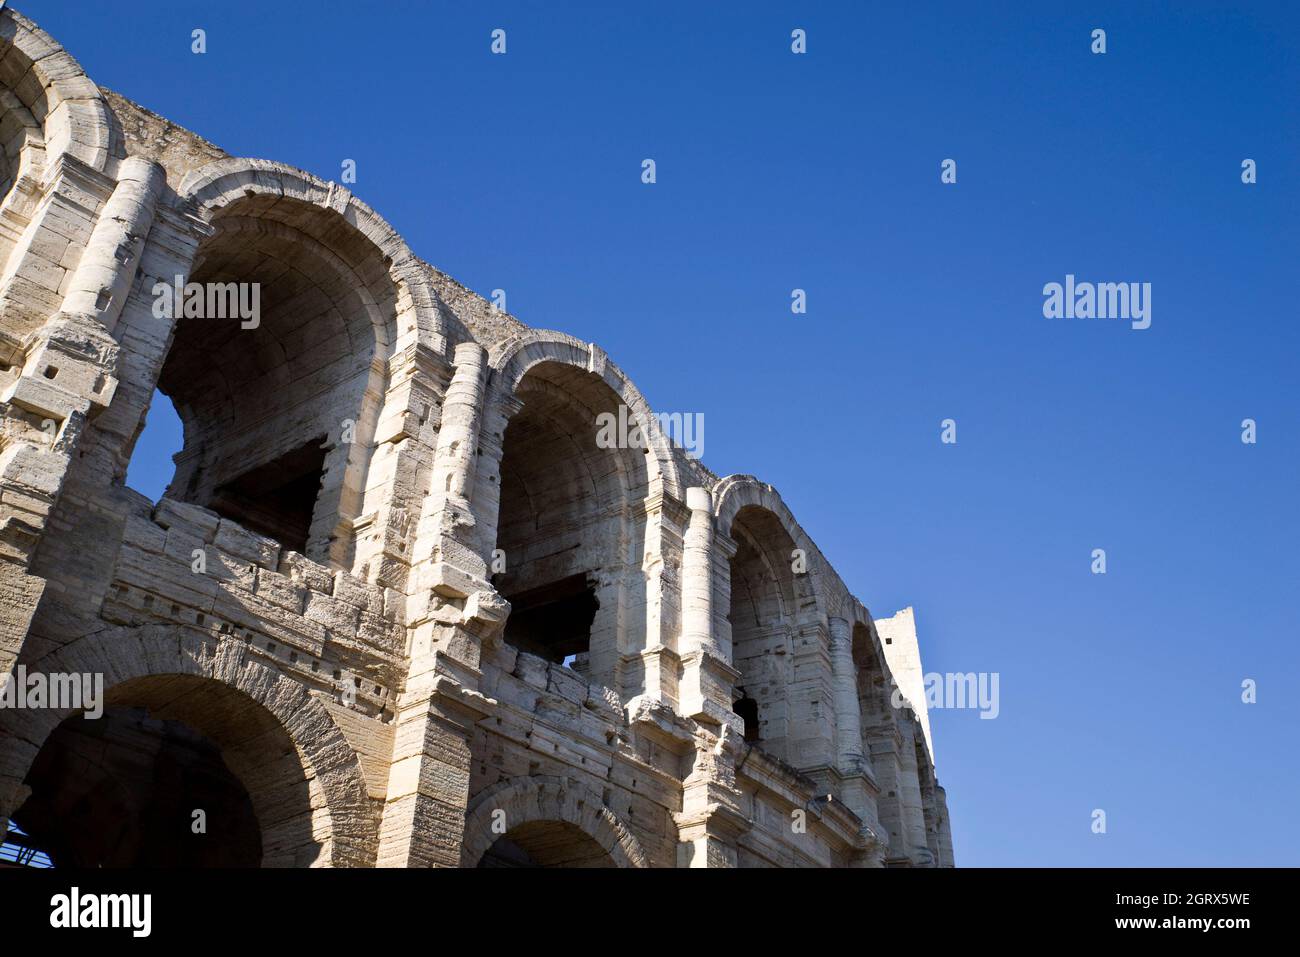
[0,7,952,868]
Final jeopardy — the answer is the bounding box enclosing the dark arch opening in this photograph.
[726,505,803,760]
[493,362,648,688]
[15,706,261,867]
[477,819,615,868]
[10,672,328,868]
[137,194,397,566]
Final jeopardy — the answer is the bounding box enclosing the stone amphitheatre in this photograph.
[0,6,952,867]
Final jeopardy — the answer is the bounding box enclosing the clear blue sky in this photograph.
[27,0,1299,866]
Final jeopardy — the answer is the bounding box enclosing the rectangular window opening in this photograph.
[502,573,597,666]
[206,436,328,554]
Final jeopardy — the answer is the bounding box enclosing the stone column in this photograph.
[431,342,486,507]
[409,342,492,599]
[674,723,749,867]
[376,665,492,867]
[829,615,873,824]
[787,618,834,772]
[680,487,715,652]
[379,341,507,867]
[829,617,865,774]
[61,157,164,330]
[377,590,507,867]
[867,730,907,862]
[677,487,738,726]
[631,488,685,705]
[897,713,934,866]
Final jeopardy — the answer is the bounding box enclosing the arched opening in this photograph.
[15,707,261,867]
[12,673,327,868]
[492,362,648,689]
[0,9,111,366]
[477,819,617,868]
[146,194,397,566]
[726,505,802,760]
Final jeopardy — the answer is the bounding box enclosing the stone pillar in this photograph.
[867,730,907,862]
[631,488,684,705]
[354,343,450,590]
[408,342,493,614]
[674,723,749,867]
[829,617,865,773]
[431,342,486,507]
[376,664,491,867]
[677,487,738,726]
[377,589,507,867]
[680,487,714,651]
[897,713,934,866]
[829,615,873,824]
[466,391,521,570]
[61,157,164,330]
[787,618,834,772]
[418,340,490,583]
[378,335,510,866]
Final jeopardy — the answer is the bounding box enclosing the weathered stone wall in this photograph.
[0,6,952,868]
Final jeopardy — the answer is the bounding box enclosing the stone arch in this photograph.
[462,776,649,868]
[0,9,112,188]
[140,159,445,568]
[0,9,113,315]
[712,476,826,758]
[177,158,444,352]
[712,475,827,643]
[0,624,376,867]
[0,87,41,202]
[474,330,679,696]
[488,330,682,499]
[713,475,825,591]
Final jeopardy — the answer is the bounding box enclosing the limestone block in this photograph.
[214,518,281,569]
[0,443,64,498]
[255,567,307,613]
[113,543,219,611]
[513,651,549,690]
[121,513,165,553]
[162,524,206,565]
[207,550,257,591]
[332,571,381,612]
[357,609,401,655]
[304,591,361,637]
[153,498,220,540]
[281,550,333,592]
[547,666,586,707]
